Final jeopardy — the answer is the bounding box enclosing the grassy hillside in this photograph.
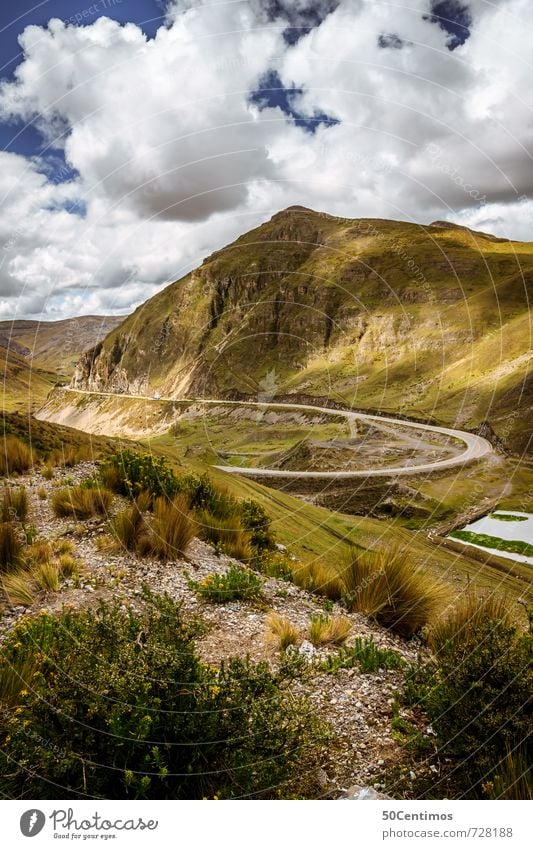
[72,208,532,455]
[0,316,122,376]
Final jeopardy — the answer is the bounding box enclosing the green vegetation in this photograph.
[490,513,528,522]
[308,614,351,647]
[0,593,325,799]
[51,485,113,519]
[340,547,450,637]
[450,529,533,558]
[100,449,180,498]
[189,564,263,603]
[403,612,532,798]
[320,636,405,674]
[265,612,300,650]
[428,591,512,654]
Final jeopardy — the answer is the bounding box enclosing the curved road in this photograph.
[62,389,493,480]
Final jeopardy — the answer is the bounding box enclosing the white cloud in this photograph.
[0,0,532,320]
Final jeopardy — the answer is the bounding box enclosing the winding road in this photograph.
[56,389,494,480]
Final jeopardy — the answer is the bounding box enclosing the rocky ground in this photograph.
[0,462,438,798]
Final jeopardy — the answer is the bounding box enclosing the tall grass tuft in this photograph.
[490,746,533,800]
[110,499,147,552]
[265,612,300,650]
[0,436,33,476]
[142,496,196,561]
[341,547,449,637]
[58,554,78,578]
[428,591,513,654]
[291,560,344,601]
[28,540,52,564]
[308,614,351,646]
[51,485,113,519]
[1,486,29,523]
[195,510,252,561]
[0,522,23,573]
[32,562,61,593]
[1,569,35,606]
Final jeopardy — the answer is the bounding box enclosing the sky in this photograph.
[0,0,531,320]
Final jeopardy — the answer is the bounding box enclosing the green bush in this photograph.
[239,499,274,549]
[0,593,324,799]
[189,564,263,603]
[404,618,532,798]
[320,636,405,673]
[99,450,180,498]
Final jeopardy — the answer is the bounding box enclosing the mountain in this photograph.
[70,208,532,454]
[0,316,123,375]
[1,315,123,410]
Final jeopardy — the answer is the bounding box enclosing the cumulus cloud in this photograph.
[0,0,532,319]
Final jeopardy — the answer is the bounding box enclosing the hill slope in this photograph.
[70,208,532,454]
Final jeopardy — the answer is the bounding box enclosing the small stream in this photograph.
[448,510,533,566]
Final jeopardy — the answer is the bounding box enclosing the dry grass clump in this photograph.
[265,612,300,650]
[0,522,23,573]
[143,496,196,561]
[28,540,53,564]
[1,486,29,523]
[1,569,35,606]
[41,462,54,480]
[37,486,47,500]
[110,501,146,552]
[291,559,344,601]
[195,510,253,561]
[0,655,38,707]
[50,445,92,467]
[341,547,449,637]
[308,614,351,647]
[54,539,73,556]
[0,436,33,476]
[58,554,78,578]
[51,485,113,519]
[428,591,513,654]
[32,562,61,593]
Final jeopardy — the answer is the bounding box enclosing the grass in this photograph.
[58,554,78,577]
[490,747,533,800]
[51,485,113,519]
[195,510,253,561]
[37,486,47,500]
[28,540,52,564]
[54,539,73,556]
[189,564,263,603]
[341,547,450,637]
[1,569,35,606]
[428,591,513,654]
[0,655,38,708]
[490,513,528,522]
[32,562,61,593]
[0,435,33,475]
[265,612,300,650]
[144,496,196,561]
[308,614,351,647]
[292,560,344,601]
[110,499,147,552]
[41,462,54,480]
[0,522,23,573]
[321,636,405,673]
[1,486,29,523]
[450,529,533,558]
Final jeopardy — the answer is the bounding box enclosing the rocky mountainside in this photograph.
[71,207,533,454]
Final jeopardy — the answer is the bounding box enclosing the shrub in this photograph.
[190,564,263,603]
[292,560,344,601]
[32,562,61,593]
[51,485,113,519]
[0,593,325,799]
[0,522,23,573]
[1,569,35,606]
[195,510,253,561]
[428,591,512,654]
[239,499,274,549]
[265,612,300,650]
[1,486,29,523]
[0,436,33,476]
[254,550,293,580]
[406,617,532,797]
[321,636,405,674]
[99,450,179,498]
[308,614,351,647]
[0,655,38,708]
[142,496,196,561]
[341,548,449,636]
